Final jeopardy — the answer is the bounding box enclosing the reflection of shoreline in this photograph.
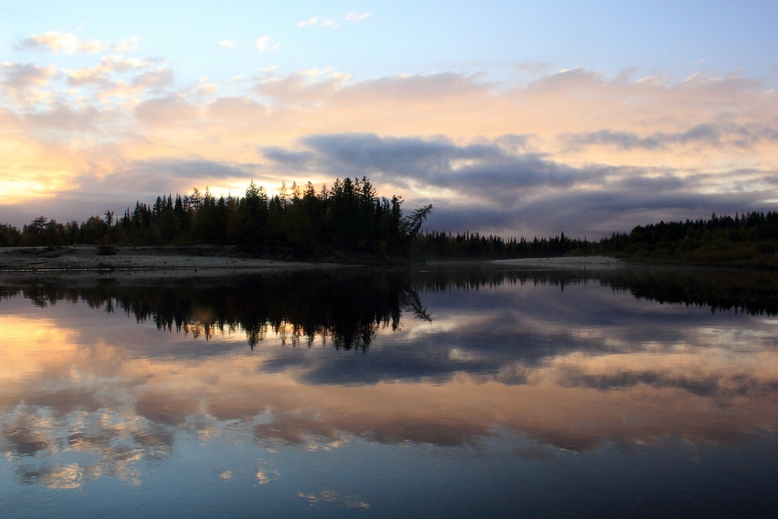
[3,266,778,355]
[415,265,778,316]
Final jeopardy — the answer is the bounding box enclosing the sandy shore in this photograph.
[0,246,624,284]
[492,256,623,269]
[0,245,348,280]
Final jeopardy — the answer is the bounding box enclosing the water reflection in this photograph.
[2,271,433,350]
[2,265,778,509]
[4,267,777,349]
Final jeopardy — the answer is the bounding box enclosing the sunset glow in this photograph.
[1,1,777,237]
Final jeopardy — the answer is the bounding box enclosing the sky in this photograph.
[1,0,777,237]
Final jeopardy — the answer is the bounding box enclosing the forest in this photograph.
[400,210,778,267]
[0,177,431,258]
[597,212,778,268]
[2,177,778,267]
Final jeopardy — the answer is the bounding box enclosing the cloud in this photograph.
[217,40,235,49]
[298,16,340,28]
[14,32,138,54]
[130,68,174,90]
[254,36,280,53]
[205,96,267,121]
[252,67,349,105]
[270,133,593,198]
[330,72,492,104]
[345,11,371,23]
[261,146,315,167]
[1,63,777,236]
[22,102,102,133]
[562,123,778,151]
[66,55,161,88]
[515,61,551,77]
[196,78,218,94]
[134,95,200,126]
[113,36,140,53]
[298,16,320,27]
[259,132,778,237]
[59,56,173,102]
[15,31,99,53]
[1,62,55,89]
[107,158,260,188]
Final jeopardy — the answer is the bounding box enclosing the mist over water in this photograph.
[2,266,778,518]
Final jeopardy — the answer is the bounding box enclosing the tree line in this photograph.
[598,211,778,267]
[0,177,432,257]
[3,182,778,266]
[410,211,778,266]
[411,230,591,258]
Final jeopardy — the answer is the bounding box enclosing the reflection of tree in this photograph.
[6,266,778,353]
[8,271,429,351]
[412,266,778,317]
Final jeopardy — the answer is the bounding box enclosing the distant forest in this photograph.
[2,177,778,266]
[415,211,778,267]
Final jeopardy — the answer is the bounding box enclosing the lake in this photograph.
[2,264,778,518]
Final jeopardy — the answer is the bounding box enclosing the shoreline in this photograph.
[0,245,629,284]
[1,246,626,273]
[0,245,352,282]
[491,255,623,269]
[8,244,713,282]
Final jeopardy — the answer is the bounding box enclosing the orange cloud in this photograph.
[1,58,777,231]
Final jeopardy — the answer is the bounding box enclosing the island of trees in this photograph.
[2,177,778,267]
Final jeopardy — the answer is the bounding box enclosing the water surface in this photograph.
[2,266,778,517]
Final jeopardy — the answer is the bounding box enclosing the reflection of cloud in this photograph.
[0,315,82,384]
[1,406,54,456]
[1,405,174,488]
[3,274,778,492]
[297,490,370,508]
[44,464,84,489]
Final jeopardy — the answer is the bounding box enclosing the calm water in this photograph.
[2,266,778,518]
